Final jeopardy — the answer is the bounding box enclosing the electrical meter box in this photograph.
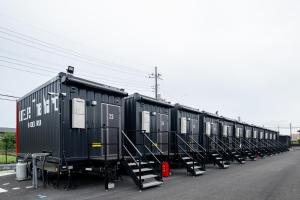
[253,131,257,138]
[236,128,240,138]
[180,117,187,134]
[223,125,228,137]
[141,111,150,133]
[72,98,86,129]
[260,131,264,139]
[206,122,211,136]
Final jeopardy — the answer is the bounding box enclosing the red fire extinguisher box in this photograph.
[161,161,170,177]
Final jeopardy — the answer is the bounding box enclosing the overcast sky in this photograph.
[0,0,299,135]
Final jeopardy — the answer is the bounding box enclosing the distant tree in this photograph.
[1,133,16,164]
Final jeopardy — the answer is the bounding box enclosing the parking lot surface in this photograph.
[0,150,299,200]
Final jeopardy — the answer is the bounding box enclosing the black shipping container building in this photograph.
[200,112,221,150]
[200,112,231,168]
[17,72,128,169]
[219,117,235,150]
[171,104,201,153]
[124,93,173,156]
[279,135,291,148]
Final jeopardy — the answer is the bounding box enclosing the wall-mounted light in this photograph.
[67,66,74,74]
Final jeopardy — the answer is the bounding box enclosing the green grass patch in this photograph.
[0,154,16,164]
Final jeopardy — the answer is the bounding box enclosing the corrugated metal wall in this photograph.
[18,78,61,158]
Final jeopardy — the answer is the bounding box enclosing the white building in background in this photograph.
[291,133,300,141]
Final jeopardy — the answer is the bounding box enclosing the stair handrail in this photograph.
[207,136,230,156]
[259,140,272,154]
[268,139,283,150]
[214,136,234,152]
[141,131,163,180]
[264,139,277,148]
[122,131,143,186]
[142,131,164,156]
[177,144,199,171]
[231,137,244,151]
[188,135,207,152]
[240,137,257,154]
[273,140,288,150]
[176,133,205,160]
[122,130,143,157]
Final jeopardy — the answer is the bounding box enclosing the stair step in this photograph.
[195,170,206,175]
[182,157,191,160]
[128,162,147,166]
[212,153,219,156]
[223,164,230,169]
[132,168,153,173]
[141,174,158,180]
[216,157,222,160]
[142,181,163,189]
[190,165,201,169]
[186,161,197,165]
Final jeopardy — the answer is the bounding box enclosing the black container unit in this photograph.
[219,117,235,150]
[252,126,260,147]
[124,93,173,157]
[171,104,201,153]
[279,135,291,148]
[200,112,230,168]
[200,111,221,151]
[234,121,245,143]
[17,72,128,172]
[244,124,253,148]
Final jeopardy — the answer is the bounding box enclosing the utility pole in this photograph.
[149,66,162,99]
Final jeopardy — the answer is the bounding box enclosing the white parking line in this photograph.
[0,171,15,177]
[2,183,10,186]
[12,187,20,190]
[0,188,8,193]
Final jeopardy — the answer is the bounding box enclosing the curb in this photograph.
[0,164,16,171]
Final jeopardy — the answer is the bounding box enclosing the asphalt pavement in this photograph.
[0,149,299,200]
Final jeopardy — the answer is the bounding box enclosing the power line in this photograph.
[0,34,150,83]
[0,64,49,77]
[0,13,153,69]
[0,63,151,92]
[0,93,19,99]
[0,58,151,90]
[0,27,148,76]
[0,97,16,102]
[0,55,151,88]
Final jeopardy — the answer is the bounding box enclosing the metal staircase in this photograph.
[216,137,246,164]
[240,137,260,160]
[207,136,230,169]
[122,131,163,190]
[264,140,281,154]
[273,140,289,152]
[232,137,256,161]
[249,139,265,158]
[176,133,206,176]
[258,140,273,156]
